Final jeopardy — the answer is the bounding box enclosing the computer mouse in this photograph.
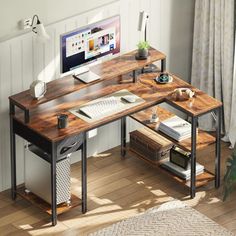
[121,95,136,103]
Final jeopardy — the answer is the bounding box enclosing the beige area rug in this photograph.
[89,200,235,236]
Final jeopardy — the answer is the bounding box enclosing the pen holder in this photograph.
[57,114,68,129]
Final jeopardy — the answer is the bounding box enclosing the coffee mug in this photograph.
[57,114,68,129]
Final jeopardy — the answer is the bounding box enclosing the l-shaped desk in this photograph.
[9,48,222,226]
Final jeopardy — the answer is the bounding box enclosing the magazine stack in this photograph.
[158,115,192,141]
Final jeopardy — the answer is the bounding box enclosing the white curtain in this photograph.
[228,33,236,148]
[191,0,235,148]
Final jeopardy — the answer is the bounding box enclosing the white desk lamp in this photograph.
[137,11,157,73]
[138,11,149,41]
[31,15,50,42]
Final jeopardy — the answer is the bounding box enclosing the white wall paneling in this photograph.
[0,0,118,42]
[0,0,195,191]
[0,42,11,190]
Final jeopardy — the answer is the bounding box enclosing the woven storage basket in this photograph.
[130,127,173,164]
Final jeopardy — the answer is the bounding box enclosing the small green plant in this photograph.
[223,146,236,201]
[137,41,150,50]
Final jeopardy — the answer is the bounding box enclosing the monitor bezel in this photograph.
[60,14,120,75]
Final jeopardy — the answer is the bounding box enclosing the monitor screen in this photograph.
[60,15,120,74]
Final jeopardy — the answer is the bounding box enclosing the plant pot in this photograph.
[138,48,148,59]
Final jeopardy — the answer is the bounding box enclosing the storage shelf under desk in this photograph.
[129,147,215,189]
[129,105,216,189]
[130,106,216,152]
[17,186,81,215]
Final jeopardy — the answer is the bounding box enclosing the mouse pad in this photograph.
[69,89,145,123]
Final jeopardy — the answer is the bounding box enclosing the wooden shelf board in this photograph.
[160,166,215,188]
[17,186,81,215]
[130,106,216,152]
[9,47,165,110]
[138,74,222,116]
[129,148,215,189]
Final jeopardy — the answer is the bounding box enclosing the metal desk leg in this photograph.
[215,107,222,188]
[161,58,166,72]
[190,116,197,198]
[51,143,57,226]
[81,132,87,213]
[10,103,16,200]
[132,70,137,83]
[121,117,126,157]
[24,109,30,123]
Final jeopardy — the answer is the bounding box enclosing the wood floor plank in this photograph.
[0,224,25,236]
[0,141,234,235]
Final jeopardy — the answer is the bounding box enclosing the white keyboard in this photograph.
[79,96,124,119]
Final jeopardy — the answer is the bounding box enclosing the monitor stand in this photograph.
[73,67,101,84]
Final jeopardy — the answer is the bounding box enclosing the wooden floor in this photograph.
[0,141,236,235]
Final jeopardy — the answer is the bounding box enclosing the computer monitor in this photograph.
[60,15,120,77]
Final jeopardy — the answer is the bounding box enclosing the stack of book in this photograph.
[158,116,192,141]
[161,159,204,180]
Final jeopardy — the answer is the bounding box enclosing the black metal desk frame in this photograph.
[9,57,222,226]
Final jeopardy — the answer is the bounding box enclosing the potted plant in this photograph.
[137,41,150,59]
[223,145,236,201]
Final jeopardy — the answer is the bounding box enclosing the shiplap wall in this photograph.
[0,0,194,192]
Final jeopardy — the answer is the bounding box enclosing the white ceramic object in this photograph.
[30,79,47,99]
